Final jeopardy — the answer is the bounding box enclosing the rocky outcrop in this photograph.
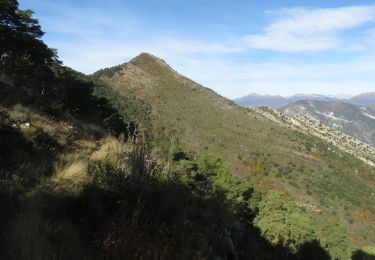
[251,106,375,167]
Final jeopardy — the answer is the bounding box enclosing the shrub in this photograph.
[255,190,316,252]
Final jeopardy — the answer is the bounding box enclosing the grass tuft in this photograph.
[52,160,87,190]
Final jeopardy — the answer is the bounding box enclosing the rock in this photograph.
[20,122,30,128]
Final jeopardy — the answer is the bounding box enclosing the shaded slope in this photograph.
[0,77,332,260]
[94,53,375,246]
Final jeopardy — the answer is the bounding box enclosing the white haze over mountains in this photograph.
[234,92,375,108]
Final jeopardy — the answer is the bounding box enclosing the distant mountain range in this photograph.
[347,92,375,106]
[234,92,375,108]
[280,100,375,147]
[234,92,375,147]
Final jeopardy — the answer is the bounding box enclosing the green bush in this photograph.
[255,190,316,252]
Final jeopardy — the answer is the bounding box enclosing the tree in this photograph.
[318,221,355,260]
[254,190,316,252]
[0,0,59,85]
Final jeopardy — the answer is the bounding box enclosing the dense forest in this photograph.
[1,1,375,259]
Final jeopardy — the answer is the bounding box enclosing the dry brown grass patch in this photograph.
[52,160,87,190]
[90,136,127,161]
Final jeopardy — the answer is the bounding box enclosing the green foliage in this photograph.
[0,0,59,85]
[196,154,260,214]
[91,64,123,80]
[85,141,249,258]
[92,81,151,127]
[361,246,375,255]
[318,221,355,260]
[53,66,138,136]
[84,142,330,259]
[255,190,316,252]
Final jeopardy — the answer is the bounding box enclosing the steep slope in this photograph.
[94,53,375,246]
[254,106,375,166]
[281,100,375,147]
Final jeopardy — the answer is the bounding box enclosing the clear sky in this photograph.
[19,0,375,99]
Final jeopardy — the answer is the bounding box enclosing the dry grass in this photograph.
[50,137,123,192]
[51,160,87,190]
[50,138,123,191]
[7,104,30,122]
[74,139,97,150]
[1,104,72,146]
[91,136,127,161]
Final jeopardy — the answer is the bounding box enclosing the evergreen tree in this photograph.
[0,0,59,86]
[255,190,316,252]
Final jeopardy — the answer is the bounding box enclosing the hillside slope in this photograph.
[254,106,375,166]
[0,68,336,260]
[281,100,375,147]
[94,53,375,246]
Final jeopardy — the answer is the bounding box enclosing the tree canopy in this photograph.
[254,190,316,252]
[0,0,59,84]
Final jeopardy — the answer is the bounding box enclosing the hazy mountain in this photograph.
[288,94,334,102]
[234,93,336,108]
[94,53,375,249]
[347,92,375,106]
[233,93,289,107]
[280,100,375,147]
[235,92,375,108]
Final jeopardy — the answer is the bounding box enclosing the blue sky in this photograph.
[19,0,375,98]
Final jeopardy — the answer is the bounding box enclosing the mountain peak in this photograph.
[131,52,160,61]
[130,52,172,70]
[126,52,181,78]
